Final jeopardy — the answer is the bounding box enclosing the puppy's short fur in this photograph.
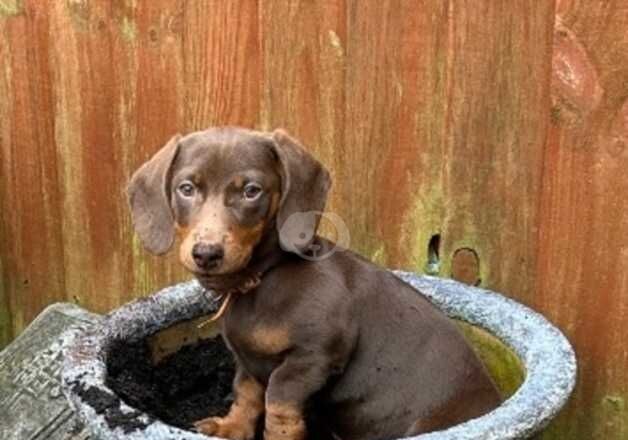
[128,127,501,440]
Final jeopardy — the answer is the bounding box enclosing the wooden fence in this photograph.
[1,1,627,438]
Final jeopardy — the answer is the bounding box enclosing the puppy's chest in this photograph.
[222,317,291,381]
[225,322,291,355]
[221,295,289,347]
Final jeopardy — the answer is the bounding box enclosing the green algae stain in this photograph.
[0,315,9,349]
[603,395,626,411]
[456,320,525,398]
[399,183,494,285]
[369,244,387,267]
[0,258,11,349]
[401,184,447,274]
[120,15,137,43]
[131,233,151,294]
[591,394,627,439]
[0,0,22,17]
[539,392,628,440]
[66,0,90,28]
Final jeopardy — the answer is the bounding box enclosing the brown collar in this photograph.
[197,250,285,328]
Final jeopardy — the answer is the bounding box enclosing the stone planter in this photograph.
[61,272,577,440]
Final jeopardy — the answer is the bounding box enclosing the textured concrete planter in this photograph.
[62,272,577,440]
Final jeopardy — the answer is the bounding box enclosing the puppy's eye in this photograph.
[177,181,196,198]
[243,183,263,201]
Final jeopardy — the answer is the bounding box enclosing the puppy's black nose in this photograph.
[192,243,224,269]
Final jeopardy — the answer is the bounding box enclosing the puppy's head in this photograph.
[127,127,330,276]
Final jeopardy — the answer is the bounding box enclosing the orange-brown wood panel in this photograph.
[0,7,14,348]
[260,1,555,293]
[340,0,554,301]
[0,1,67,340]
[0,0,263,342]
[182,0,261,129]
[343,0,416,263]
[535,1,628,438]
[45,0,188,313]
[429,1,555,303]
[50,0,137,312]
[0,199,10,346]
[127,0,188,299]
[259,0,346,227]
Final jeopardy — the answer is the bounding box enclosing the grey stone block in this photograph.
[0,303,100,440]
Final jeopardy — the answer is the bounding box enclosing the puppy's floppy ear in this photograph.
[271,129,331,253]
[127,134,181,255]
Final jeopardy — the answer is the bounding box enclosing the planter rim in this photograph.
[62,272,577,440]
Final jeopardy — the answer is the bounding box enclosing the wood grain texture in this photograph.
[127,0,188,298]
[259,0,346,237]
[1,1,628,438]
[535,1,628,438]
[182,0,260,129]
[0,0,262,334]
[0,4,14,347]
[0,1,66,336]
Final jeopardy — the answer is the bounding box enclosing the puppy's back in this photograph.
[317,247,501,440]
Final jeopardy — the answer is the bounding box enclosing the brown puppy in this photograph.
[128,127,501,440]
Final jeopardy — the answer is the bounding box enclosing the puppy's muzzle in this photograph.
[192,242,225,270]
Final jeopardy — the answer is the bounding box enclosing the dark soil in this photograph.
[106,335,236,430]
[71,381,148,433]
[97,335,333,439]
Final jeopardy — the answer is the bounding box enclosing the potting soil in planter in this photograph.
[104,336,236,429]
[98,335,335,439]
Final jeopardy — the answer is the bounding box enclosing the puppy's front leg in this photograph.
[195,366,264,440]
[264,351,334,440]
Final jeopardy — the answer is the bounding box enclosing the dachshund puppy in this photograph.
[128,127,501,440]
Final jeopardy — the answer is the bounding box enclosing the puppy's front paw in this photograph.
[194,416,220,436]
[194,416,255,440]
[264,404,306,440]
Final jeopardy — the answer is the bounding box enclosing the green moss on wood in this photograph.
[401,184,447,274]
[0,257,11,349]
[539,391,628,440]
[603,395,626,411]
[131,234,151,294]
[369,244,387,267]
[66,0,90,28]
[120,16,137,43]
[0,0,21,17]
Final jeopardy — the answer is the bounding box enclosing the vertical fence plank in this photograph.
[259,0,346,230]
[0,178,10,348]
[536,1,628,438]
[342,0,412,263]
[49,0,145,312]
[1,0,264,319]
[340,0,555,302]
[127,0,187,299]
[0,6,15,349]
[0,1,67,337]
[182,0,261,130]
[433,0,555,300]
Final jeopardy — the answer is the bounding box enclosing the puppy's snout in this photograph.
[192,243,224,270]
